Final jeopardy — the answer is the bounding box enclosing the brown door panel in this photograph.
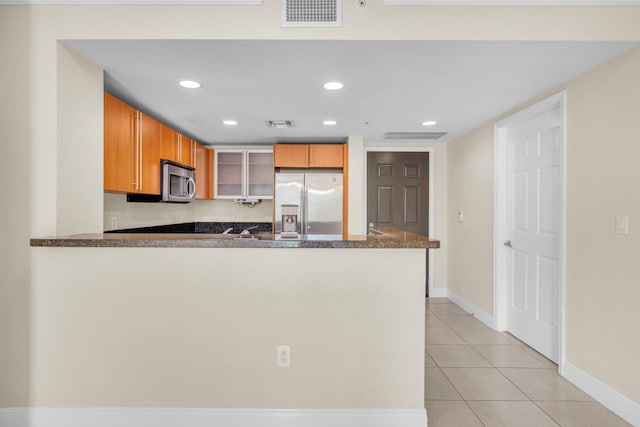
[367,152,428,235]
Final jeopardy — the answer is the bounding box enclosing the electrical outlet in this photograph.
[277,345,290,368]
[457,211,464,223]
[111,217,118,230]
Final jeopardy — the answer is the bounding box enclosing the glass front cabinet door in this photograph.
[215,149,273,200]
[246,150,274,199]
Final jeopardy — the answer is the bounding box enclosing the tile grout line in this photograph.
[425,367,487,427]
[432,367,489,426]
[426,344,494,369]
[530,400,565,427]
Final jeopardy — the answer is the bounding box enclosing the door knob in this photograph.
[504,240,512,248]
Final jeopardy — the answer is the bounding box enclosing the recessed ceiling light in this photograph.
[323,120,337,126]
[421,120,437,126]
[323,81,344,90]
[222,120,238,126]
[178,80,202,89]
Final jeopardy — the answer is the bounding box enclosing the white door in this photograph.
[504,104,562,363]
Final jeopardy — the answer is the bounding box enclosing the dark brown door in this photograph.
[367,151,429,295]
[367,152,429,234]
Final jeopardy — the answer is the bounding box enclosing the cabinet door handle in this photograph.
[132,112,140,191]
[176,133,180,161]
[131,113,137,189]
[138,113,143,191]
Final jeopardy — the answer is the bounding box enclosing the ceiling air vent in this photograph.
[267,120,294,129]
[282,0,342,27]
[384,131,448,140]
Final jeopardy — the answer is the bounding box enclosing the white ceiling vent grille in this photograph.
[384,131,448,140]
[267,120,294,129]
[282,0,342,27]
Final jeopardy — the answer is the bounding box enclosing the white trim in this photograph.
[445,289,494,328]
[492,120,509,333]
[0,408,427,427]
[563,362,640,426]
[428,287,447,298]
[558,94,568,375]
[4,0,639,3]
[0,0,262,4]
[363,146,435,293]
[493,91,567,370]
[384,0,640,5]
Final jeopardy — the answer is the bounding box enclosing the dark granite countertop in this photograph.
[30,228,440,249]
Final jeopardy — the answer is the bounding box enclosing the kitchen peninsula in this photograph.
[28,229,438,424]
[31,228,439,249]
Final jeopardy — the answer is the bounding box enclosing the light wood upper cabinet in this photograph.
[160,124,178,163]
[195,144,214,200]
[273,144,309,167]
[274,143,345,168]
[180,134,194,167]
[309,144,344,168]
[104,93,161,195]
[161,125,194,166]
[104,93,136,193]
[139,113,162,195]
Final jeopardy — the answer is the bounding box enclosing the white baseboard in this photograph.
[562,362,640,426]
[428,287,447,298]
[0,408,427,427]
[445,289,494,328]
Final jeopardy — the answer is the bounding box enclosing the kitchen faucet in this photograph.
[240,225,259,235]
[222,227,234,235]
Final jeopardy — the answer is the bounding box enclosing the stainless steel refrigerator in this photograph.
[274,171,343,239]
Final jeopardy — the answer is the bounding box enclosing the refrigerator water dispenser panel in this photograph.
[281,204,299,238]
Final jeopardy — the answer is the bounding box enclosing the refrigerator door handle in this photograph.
[303,182,308,234]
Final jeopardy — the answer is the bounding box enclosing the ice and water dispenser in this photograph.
[281,204,299,239]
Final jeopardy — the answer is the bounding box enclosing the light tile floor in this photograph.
[424,298,631,427]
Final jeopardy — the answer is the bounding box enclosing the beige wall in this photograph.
[3,0,640,410]
[446,48,640,403]
[103,193,195,231]
[564,48,640,403]
[347,136,365,235]
[0,7,32,408]
[57,44,104,235]
[31,248,425,408]
[194,199,273,224]
[446,124,494,313]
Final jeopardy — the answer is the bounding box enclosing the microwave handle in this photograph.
[187,177,196,198]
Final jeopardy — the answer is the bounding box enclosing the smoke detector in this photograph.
[282,0,342,27]
[267,120,294,129]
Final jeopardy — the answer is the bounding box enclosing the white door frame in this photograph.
[493,91,567,373]
[363,146,435,292]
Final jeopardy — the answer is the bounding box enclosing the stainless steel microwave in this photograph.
[162,160,195,203]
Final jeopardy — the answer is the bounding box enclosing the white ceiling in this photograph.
[65,40,639,146]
